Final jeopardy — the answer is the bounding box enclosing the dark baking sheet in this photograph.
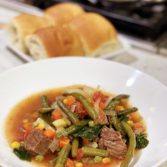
[32,0,167,40]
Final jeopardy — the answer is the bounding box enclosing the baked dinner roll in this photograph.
[25,12,120,59]
[44,3,85,26]
[69,12,120,56]
[25,25,84,59]
[8,14,53,52]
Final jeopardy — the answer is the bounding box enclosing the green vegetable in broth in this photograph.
[72,124,102,140]
[136,134,149,149]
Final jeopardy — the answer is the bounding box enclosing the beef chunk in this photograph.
[98,126,127,159]
[97,110,108,125]
[25,129,52,155]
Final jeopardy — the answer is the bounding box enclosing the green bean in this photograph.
[105,99,120,110]
[117,107,138,116]
[38,107,54,113]
[39,96,54,113]
[105,94,129,110]
[55,144,71,167]
[121,122,136,167]
[114,94,129,100]
[57,100,80,125]
[108,111,125,135]
[56,120,89,138]
[69,93,97,120]
[56,125,77,138]
[82,147,108,157]
[72,138,79,158]
[41,95,49,108]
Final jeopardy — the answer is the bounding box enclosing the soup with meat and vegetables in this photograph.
[5,85,149,167]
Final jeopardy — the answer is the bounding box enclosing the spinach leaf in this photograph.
[72,125,102,140]
[136,134,149,149]
[13,147,31,161]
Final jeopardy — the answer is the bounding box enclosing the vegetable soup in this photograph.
[5,85,149,167]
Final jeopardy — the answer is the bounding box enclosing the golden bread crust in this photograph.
[25,25,84,59]
[69,12,117,55]
[44,3,85,26]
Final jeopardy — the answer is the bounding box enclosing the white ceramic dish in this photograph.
[0,57,166,167]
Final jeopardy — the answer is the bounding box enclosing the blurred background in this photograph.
[9,0,167,55]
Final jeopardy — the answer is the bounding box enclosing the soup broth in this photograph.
[5,85,148,167]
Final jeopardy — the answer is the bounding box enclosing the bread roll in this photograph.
[8,14,53,53]
[25,12,120,59]
[25,25,84,59]
[44,3,85,26]
[69,12,120,56]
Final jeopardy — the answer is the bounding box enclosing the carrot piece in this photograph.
[63,96,76,106]
[59,137,70,148]
[65,158,75,167]
[130,112,141,123]
[44,129,55,139]
[133,122,143,128]
[52,110,62,120]
[133,122,145,134]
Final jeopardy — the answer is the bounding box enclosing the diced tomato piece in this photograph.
[92,91,101,102]
[77,148,84,160]
[102,95,108,103]
[75,101,88,118]
[65,158,75,167]
[99,101,105,109]
[93,91,108,103]
[17,132,25,141]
